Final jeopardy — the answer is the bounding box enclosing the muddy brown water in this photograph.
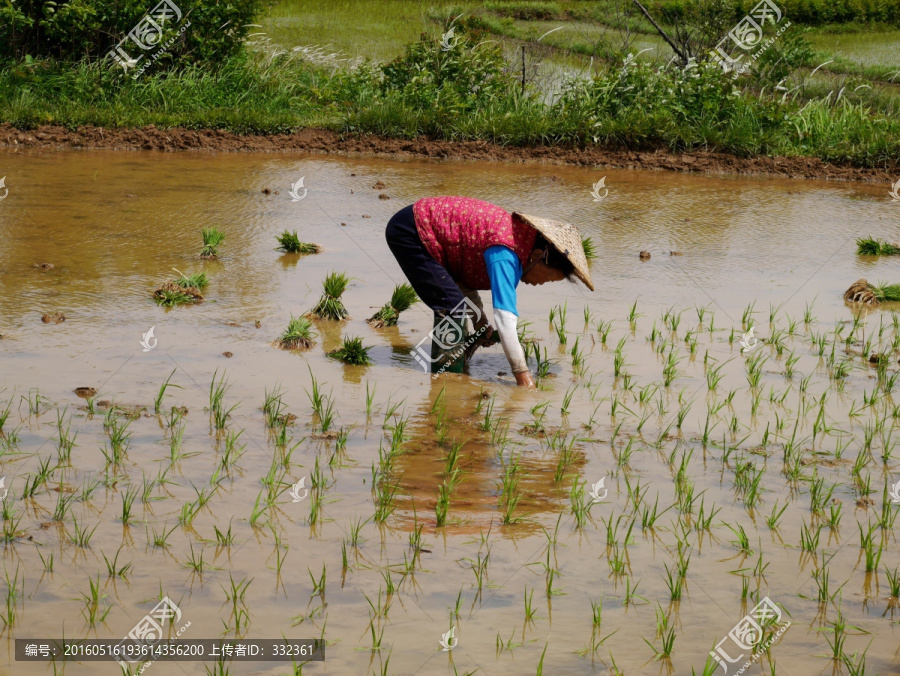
[1,149,899,675]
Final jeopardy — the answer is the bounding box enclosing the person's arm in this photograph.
[484,246,532,385]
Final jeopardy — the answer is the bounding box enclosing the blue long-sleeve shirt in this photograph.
[484,245,528,373]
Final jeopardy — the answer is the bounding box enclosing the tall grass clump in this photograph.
[857,237,900,255]
[328,336,373,366]
[308,271,350,320]
[275,316,316,350]
[153,269,208,306]
[275,231,321,254]
[200,227,225,259]
[367,283,419,327]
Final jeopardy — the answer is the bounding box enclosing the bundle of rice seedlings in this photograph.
[856,237,900,255]
[153,269,209,306]
[274,316,316,350]
[327,336,373,366]
[367,283,419,327]
[871,282,900,302]
[308,271,350,320]
[275,230,322,254]
[582,236,597,261]
[843,278,900,305]
[200,227,226,259]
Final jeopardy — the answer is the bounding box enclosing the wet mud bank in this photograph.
[1,123,895,182]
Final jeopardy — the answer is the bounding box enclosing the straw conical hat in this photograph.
[514,213,595,292]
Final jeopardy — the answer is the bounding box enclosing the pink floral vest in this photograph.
[413,196,538,290]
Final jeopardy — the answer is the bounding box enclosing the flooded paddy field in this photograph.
[0,149,899,675]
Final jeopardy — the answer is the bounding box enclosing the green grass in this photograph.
[1,2,899,171]
[309,271,351,320]
[153,269,209,306]
[275,230,322,254]
[870,282,900,302]
[857,237,900,255]
[328,336,373,365]
[200,227,226,258]
[276,316,317,350]
[367,283,419,327]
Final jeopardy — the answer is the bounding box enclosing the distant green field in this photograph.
[261,0,458,61]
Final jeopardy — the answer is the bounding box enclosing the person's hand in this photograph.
[515,370,536,388]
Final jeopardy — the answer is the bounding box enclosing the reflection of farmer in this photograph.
[386,196,594,388]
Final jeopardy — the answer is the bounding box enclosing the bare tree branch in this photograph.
[630,0,688,64]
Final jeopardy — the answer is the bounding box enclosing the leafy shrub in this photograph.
[380,26,517,115]
[0,0,273,66]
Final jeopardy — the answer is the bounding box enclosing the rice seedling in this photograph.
[552,302,568,344]
[0,397,11,434]
[37,550,53,573]
[274,315,316,350]
[434,470,461,527]
[154,368,181,413]
[209,369,239,430]
[644,605,676,658]
[368,283,419,327]
[200,227,226,258]
[582,236,597,260]
[69,516,99,548]
[308,271,350,320]
[54,406,77,463]
[726,522,753,555]
[102,546,133,579]
[808,554,846,603]
[327,336,373,365]
[817,609,868,662]
[275,230,321,254]
[153,268,208,306]
[800,520,821,553]
[52,490,75,522]
[21,388,47,415]
[150,522,177,548]
[858,522,883,572]
[663,348,681,387]
[81,574,112,626]
[211,519,236,548]
[765,500,788,530]
[596,319,612,344]
[856,236,900,255]
[842,646,871,676]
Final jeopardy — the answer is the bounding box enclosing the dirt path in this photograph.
[1,123,895,182]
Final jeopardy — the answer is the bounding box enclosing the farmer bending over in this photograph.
[385,196,594,388]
